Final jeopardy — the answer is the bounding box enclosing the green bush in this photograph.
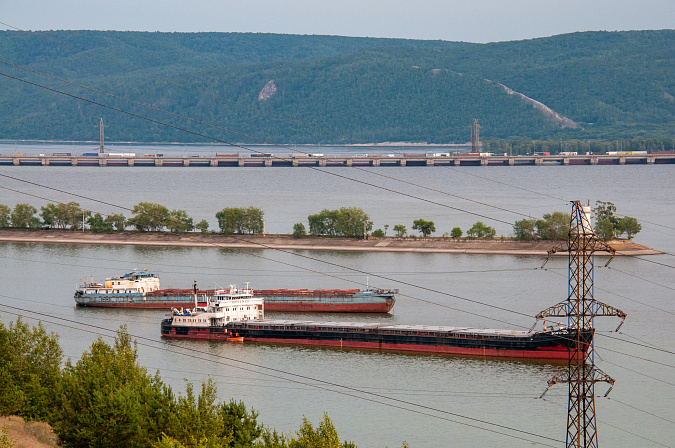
[292,223,307,238]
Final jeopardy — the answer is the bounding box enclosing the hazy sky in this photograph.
[1,0,673,43]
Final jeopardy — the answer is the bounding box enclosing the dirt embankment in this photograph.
[0,416,58,448]
[0,230,662,256]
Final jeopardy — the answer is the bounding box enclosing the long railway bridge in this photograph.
[1,153,674,167]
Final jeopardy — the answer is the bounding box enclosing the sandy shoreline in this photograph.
[0,230,662,256]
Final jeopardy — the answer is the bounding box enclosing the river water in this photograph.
[0,143,674,447]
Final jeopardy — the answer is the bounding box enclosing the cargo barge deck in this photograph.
[160,318,589,360]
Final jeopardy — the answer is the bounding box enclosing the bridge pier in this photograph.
[480,158,488,166]
[507,158,515,166]
[372,159,380,167]
[426,159,434,166]
[345,159,352,167]
[183,159,190,167]
[155,159,163,166]
[128,159,134,167]
[13,158,19,166]
[264,159,273,167]
[399,159,406,167]
[454,158,461,166]
[238,159,244,167]
[534,158,542,166]
[647,156,655,164]
[590,157,598,165]
[210,159,217,167]
[318,159,327,167]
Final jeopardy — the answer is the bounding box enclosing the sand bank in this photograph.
[0,230,662,256]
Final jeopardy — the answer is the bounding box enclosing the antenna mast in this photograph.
[537,201,626,448]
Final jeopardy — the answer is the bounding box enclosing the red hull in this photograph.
[263,302,392,313]
[241,337,575,360]
[161,329,578,360]
[77,301,194,309]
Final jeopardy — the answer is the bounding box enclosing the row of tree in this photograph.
[0,318,366,448]
[512,201,641,241]
[1,201,641,241]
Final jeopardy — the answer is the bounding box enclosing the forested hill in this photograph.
[0,30,673,143]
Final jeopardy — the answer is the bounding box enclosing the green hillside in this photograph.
[0,30,673,143]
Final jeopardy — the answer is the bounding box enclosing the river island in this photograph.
[0,230,661,256]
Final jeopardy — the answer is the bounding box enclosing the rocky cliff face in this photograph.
[258,80,277,101]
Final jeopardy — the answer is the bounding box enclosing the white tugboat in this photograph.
[161,283,264,341]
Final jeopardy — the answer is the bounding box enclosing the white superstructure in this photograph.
[76,269,160,296]
[170,284,264,328]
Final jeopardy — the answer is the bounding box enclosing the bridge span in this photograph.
[1,153,673,167]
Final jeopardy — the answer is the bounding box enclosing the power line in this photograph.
[0,300,564,447]
[0,22,347,142]
[0,69,517,227]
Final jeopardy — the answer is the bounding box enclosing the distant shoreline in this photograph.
[0,230,662,256]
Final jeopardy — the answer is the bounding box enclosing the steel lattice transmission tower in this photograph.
[470,119,480,153]
[537,201,627,448]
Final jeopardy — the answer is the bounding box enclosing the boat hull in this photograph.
[160,319,589,360]
[76,288,395,312]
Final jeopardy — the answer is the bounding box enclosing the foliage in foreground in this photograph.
[0,319,376,448]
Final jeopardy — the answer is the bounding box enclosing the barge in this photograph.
[160,288,589,360]
[74,272,396,312]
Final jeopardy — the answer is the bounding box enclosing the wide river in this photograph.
[0,143,674,447]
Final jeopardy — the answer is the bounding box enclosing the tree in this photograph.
[0,317,62,421]
[535,212,570,240]
[59,202,85,230]
[307,208,372,239]
[87,213,113,233]
[292,223,306,238]
[244,207,265,234]
[412,219,435,237]
[129,202,169,232]
[467,221,496,238]
[371,229,385,237]
[106,213,127,232]
[618,216,642,239]
[40,203,58,229]
[595,218,616,240]
[393,224,407,237]
[167,209,194,233]
[195,219,210,234]
[0,205,9,228]
[307,209,338,237]
[53,326,172,448]
[383,224,389,236]
[10,203,37,228]
[215,207,264,235]
[593,201,619,237]
[450,227,462,238]
[288,414,355,448]
[335,207,372,239]
[512,219,537,240]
